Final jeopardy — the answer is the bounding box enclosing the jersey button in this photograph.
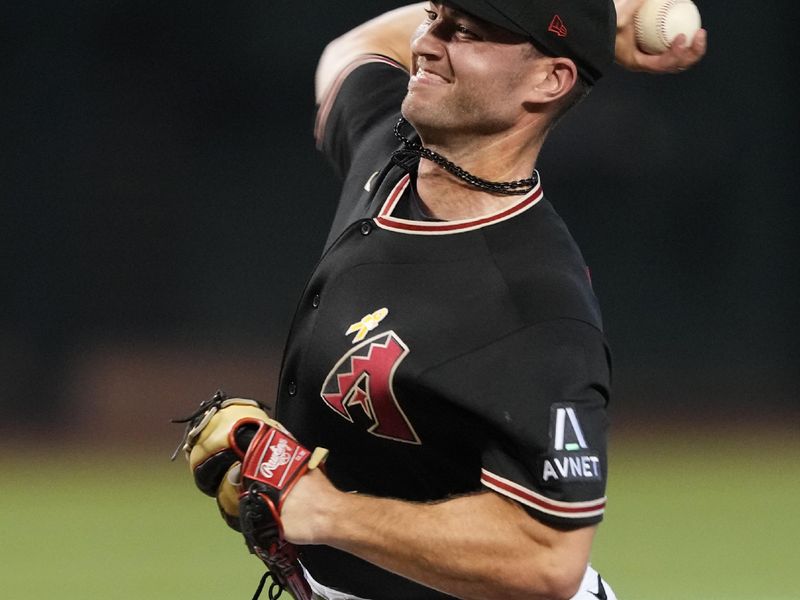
[360,220,373,236]
[287,381,297,396]
[312,293,321,308]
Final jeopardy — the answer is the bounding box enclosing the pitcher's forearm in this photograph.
[283,471,595,600]
[315,3,425,102]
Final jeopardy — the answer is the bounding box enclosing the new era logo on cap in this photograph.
[548,14,568,38]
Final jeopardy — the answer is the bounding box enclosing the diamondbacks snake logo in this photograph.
[320,331,420,444]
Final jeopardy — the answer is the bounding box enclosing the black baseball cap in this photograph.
[449,0,616,83]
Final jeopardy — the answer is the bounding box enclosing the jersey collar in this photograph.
[374,173,544,235]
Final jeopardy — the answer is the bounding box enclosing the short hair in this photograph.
[548,74,592,131]
[521,42,593,131]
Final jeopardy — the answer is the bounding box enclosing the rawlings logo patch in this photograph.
[260,438,292,479]
[243,428,310,489]
[321,331,420,444]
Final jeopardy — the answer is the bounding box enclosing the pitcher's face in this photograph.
[402,2,541,141]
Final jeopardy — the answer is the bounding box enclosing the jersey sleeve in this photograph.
[314,55,409,179]
[422,319,611,527]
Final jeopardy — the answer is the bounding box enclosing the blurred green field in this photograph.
[2,429,797,599]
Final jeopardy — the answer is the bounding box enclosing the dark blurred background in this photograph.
[2,1,798,445]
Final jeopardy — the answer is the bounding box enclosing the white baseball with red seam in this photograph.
[634,0,702,55]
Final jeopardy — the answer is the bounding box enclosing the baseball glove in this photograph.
[238,420,329,600]
[171,390,271,530]
[172,390,328,600]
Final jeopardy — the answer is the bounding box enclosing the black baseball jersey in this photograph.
[276,56,611,600]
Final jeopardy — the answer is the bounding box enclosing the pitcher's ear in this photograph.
[528,57,578,104]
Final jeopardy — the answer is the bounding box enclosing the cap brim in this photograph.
[444,0,612,83]
[447,0,532,39]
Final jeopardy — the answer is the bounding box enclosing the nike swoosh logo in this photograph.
[589,573,608,600]
[364,171,379,192]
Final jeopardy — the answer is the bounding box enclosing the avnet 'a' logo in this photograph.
[260,439,292,479]
[542,404,601,482]
[553,406,588,452]
[321,331,420,444]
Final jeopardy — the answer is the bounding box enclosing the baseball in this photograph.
[634,0,702,55]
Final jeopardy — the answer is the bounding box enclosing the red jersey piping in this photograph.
[374,173,544,235]
[481,469,606,519]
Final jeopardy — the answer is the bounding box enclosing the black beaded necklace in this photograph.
[391,117,538,196]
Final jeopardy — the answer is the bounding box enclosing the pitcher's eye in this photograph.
[456,24,478,38]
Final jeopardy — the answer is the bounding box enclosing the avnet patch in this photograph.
[542,454,602,482]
